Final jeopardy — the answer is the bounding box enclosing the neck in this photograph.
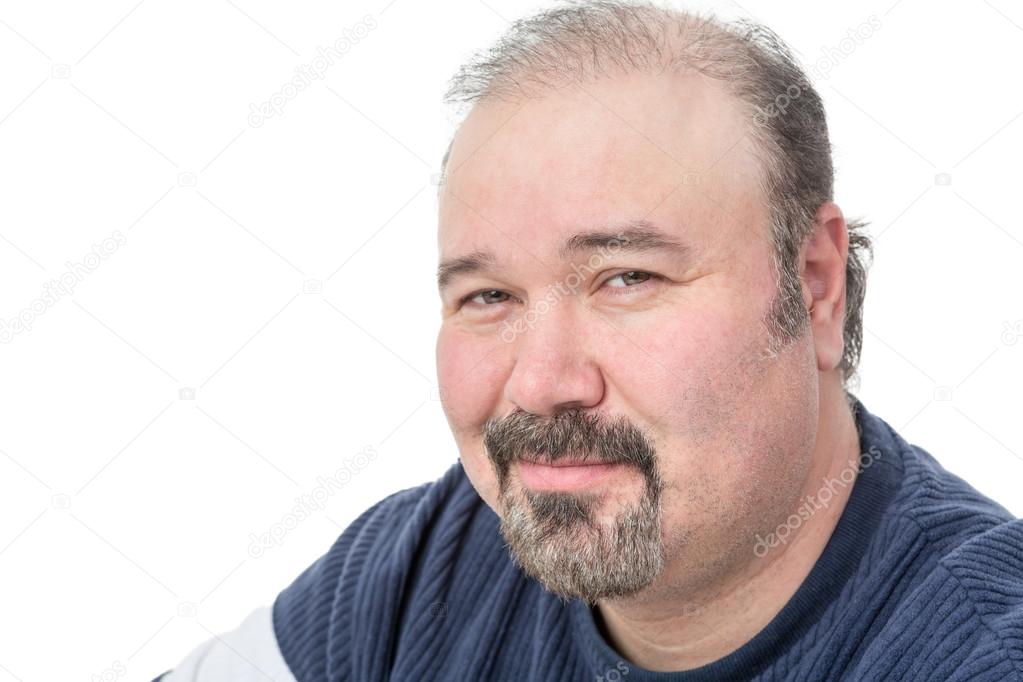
[594,378,862,672]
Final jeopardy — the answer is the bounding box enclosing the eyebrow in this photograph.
[436,220,690,293]
[558,220,689,259]
[436,250,496,292]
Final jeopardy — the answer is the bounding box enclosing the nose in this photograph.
[502,305,605,416]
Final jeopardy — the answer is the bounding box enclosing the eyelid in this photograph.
[459,288,514,306]
[457,270,662,306]
[600,270,662,293]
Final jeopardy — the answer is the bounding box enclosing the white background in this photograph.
[1,0,1021,680]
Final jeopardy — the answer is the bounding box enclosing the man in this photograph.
[154,1,1023,680]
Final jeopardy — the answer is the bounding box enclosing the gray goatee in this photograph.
[482,409,666,603]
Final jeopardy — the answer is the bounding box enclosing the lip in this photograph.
[520,457,601,467]
[515,459,629,491]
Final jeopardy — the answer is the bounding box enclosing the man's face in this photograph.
[435,70,821,604]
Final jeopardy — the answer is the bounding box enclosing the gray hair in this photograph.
[439,0,873,396]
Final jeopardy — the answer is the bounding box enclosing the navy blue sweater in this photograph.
[269,397,1023,681]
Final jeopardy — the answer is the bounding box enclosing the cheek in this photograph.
[598,293,758,445]
[624,299,818,561]
[604,282,814,472]
[436,325,510,507]
[436,326,506,427]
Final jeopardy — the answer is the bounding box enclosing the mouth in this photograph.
[515,457,630,491]
[520,455,603,467]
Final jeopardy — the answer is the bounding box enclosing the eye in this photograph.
[461,289,511,306]
[604,270,655,289]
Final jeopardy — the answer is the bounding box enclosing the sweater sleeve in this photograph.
[271,480,435,682]
[857,519,1023,681]
[940,519,1023,680]
[151,478,438,682]
[151,605,297,682]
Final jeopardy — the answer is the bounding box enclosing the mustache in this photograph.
[482,409,656,475]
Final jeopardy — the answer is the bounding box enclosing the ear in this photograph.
[799,202,849,372]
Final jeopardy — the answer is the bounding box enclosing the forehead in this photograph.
[438,69,767,265]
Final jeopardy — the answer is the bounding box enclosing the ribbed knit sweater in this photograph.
[157,398,1023,681]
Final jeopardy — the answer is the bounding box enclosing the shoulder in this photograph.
[887,413,1023,630]
[853,404,1023,679]
[936,519,1023,676]
[272,458,472,626]
[856,399,1016,556]
[150,605,296,681]
[272,459,482,681]
[855,518,1023,681]
[153,460,476,682]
